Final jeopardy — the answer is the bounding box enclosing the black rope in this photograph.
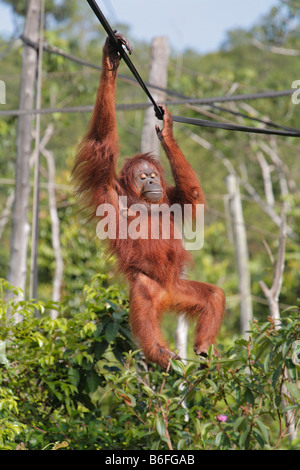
[210,104,299,133]
[18,3,300,138]
[155,83,299,133]
[20,33,300,135]
[86,0,300,138]
[172,115,300,137]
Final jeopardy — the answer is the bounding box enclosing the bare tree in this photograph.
[252,39,300,57]
[226,174,253,336]
[40,126,63,319]
[259,208,298,441]
[259,140,292,208]
[140,36,170,156]
[30,0,45,301]
[30,123,63,317]
[0,193,14,241]
[256,151,275,207]
[259,208,287,326]
[7,0,41,305]
[241,178,295,239]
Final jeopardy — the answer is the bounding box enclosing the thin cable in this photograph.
[19,34,300,133]
[2,101,300,137]
[19,35,297,106]
[17,29,300,136]
[172,114,300,137]
[85,0,300,137]
[157,83,299,133]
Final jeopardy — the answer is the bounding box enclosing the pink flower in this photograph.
[216,414,227,422]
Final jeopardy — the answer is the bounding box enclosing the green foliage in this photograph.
[105,313,300,451]
[0,278,299,450]
[1,0,300,451]
[1,0,300,326]
[0,276,133,449]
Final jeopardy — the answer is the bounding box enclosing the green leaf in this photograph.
[126,394,136,407]
[264,353,271,374]
[239,423,251,449]
[255,418,269,444]
[206,378,218,392]
[274,393,282,408]
[234,385,241,403]
[244,388,254,406]
[155,416,166,438]
[285,358,296,382]
[112,347,126,364]
[184,362,197,376]
[177,438,185,450]
[282,340,292,359]
[52,441,69,450]
[284,382,300,402]
[94,340,108,359]
[215,431,223,448]
[253,428,265,449]
[271,366,282,390]
[233,415,245,432]
[170,358,185,376]
[105,322,119,343]
[141,384,154,396]
[86,370,101,393]
[68,367,80,387]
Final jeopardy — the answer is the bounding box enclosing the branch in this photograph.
[259,208,287,325]
[186,128,295,238]
[259,140,294,197]
[185,129,236,175]
[252,39,300,57]
[40,125,64,318]
[256,151,275,207]
[241,179,295,238]
[0,124,55,241]
[0,192,14,241]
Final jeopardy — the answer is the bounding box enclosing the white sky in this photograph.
[0,0,278,53]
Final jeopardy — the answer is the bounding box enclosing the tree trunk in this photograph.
[140,36,170,156]
[7,0,41,306]
[226,174,253,336]
[41,126,63,318]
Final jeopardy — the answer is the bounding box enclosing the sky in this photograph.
[0,0,278,53]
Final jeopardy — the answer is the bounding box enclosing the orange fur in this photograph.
[72,36,225,368]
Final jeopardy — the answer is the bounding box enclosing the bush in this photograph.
[0,277,299,450]
[0,276,132,449]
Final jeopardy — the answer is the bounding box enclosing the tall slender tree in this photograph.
[7,0,40,305]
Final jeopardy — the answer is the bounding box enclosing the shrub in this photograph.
[0,277,299,450]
